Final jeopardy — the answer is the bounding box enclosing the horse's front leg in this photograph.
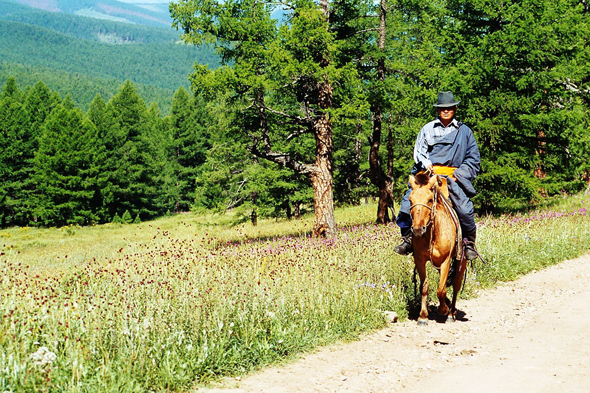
[436,257,452,318]
[415,260,429,326]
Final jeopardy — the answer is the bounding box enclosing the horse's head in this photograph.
[409,173,446,237]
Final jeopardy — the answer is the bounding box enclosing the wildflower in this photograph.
[30,347,57,371]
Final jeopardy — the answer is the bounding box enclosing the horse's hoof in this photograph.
[417,319,428,326]
[446,314,455,323]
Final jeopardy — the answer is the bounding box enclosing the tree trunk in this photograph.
[534,128,547,180]
[310,166,335,237]
[294,202,301,219]
[311,81,336,237]
[367,0,393,224]
[286,200,292,219]
[534,128,547,197]
[368,111,393,224]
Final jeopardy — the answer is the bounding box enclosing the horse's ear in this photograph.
[409,175,418,189]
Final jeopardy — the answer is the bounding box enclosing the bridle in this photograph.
[409,184,438,233]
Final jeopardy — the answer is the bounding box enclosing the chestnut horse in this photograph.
[409,172,466,325]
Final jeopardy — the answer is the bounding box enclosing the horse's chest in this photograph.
[414,237,453,267]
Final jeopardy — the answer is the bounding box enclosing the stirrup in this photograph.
[463,241,478,261]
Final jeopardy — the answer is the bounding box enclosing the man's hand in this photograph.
[425,163,434,176]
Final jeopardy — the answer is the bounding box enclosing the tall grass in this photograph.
[2,194,590,392]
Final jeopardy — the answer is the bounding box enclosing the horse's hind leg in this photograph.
[416,261,429,326]
[449,256,468,321]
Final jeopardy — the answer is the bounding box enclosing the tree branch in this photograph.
[249,145,314,175]
[286,128,312,141]
[262,105,307,124]
[355,28,379,35]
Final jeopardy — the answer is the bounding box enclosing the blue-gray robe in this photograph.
[397,122,480,234]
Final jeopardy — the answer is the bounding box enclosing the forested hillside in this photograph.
[0,19,216,91]
[0,0,217,112]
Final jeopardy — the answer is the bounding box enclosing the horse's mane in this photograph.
[414,171,431,186]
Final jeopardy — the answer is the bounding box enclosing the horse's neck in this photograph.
[438,179,450,200]
[434,188,460,240]
[434,188,453,220]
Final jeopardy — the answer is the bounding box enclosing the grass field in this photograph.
[2,194,590,392]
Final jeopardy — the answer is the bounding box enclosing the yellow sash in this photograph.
[433,165,457,180]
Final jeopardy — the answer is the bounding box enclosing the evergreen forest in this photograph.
[0,0,589,230]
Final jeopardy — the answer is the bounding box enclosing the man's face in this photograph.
[436,106,456,123]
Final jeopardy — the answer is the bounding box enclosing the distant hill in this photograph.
[6,0,173,28]
[0,0,180,43]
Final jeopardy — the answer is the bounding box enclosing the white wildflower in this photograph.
[30,347,57,370]
[143,318,152,330]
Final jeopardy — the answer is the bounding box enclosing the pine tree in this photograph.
[86,94,114,222]
[32,104,100,226]
[121,210,132,224]
[164,87,211,212]
[103,80,158,221]
[2,81,61,226]
[0,78,31,226]
[1,77,19,100]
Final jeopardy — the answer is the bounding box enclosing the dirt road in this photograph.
[199,254,590,393]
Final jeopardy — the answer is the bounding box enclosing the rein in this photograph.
[410,185,438,259]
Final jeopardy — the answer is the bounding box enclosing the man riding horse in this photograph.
[394,91,480,261]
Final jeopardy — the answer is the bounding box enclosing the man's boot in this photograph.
[394,229,413,255]
[464,230,478,260]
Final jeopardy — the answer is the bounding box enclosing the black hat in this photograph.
[433,91,460,108]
